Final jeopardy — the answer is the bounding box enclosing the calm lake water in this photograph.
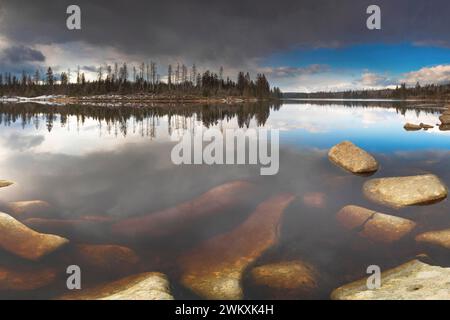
[0,100,449,299]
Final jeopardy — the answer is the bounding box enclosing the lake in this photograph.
[0,100,448,299]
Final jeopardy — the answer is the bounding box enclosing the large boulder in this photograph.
[331,259,450,300]
[363,174,448,208]
[0,212,69,261]
[111,180,254,239]
[59,272,174,300]
[178,194,296,300]
[416,229,450,249]
[336,205,416,244]
[328,141,378,174]
[0,180,13,188]
[0,266,57,291]
[248,260,319,299]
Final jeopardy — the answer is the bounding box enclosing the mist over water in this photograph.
[0,100,448,299]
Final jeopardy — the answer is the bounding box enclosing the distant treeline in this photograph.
[284,82,450,100]
[0,63,282,99]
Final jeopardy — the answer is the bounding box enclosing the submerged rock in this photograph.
[302,192,326,209]
[249,260,319,299]
[0,266,57,291]
[179,194,296,300]
[7,200,50,218]
[328,141,378,174]
[0,212,69,261]
[363,174,448,208]
[23,216,113,242]
[59,272,173,300]
[331,259,450,300]
[403,123,422,131]
[336,205,416,244]
[63,244,140,277]
[416,229,450,249]
[0,180,13,188]
[111,180,254,239]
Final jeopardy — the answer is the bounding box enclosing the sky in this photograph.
[1,0,450,92]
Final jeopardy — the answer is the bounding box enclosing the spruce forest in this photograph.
[0,63,282,99]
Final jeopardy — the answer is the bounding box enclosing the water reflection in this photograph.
[0,102,281,137]
[0,101,448,299]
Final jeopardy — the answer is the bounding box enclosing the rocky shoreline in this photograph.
[403,104,450,131]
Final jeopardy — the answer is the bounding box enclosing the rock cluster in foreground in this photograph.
[331,259,450,300]
[328,141,378,174]
[179,194,295,300]
[336,205,416,244]
[60,272,174,300]
[363,174,448,208]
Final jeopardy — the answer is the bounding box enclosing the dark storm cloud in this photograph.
[262,65,330,78]
[82,65,97,72]
[2,45,45,63]
[1,0,450,64]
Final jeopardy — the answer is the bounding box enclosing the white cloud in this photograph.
[400,64,450,86]
[359,72,393,88]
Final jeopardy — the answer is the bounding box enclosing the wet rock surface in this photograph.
[416,229,450,249]
[62,244,140,278]
[363,174,448,207]
[331,259,450,300]
[248,260,319,299]
[328,141,378,174]
[0,212,69,261]
[178,194,295,300]
[59,272,174,300]
[0,266,57,291]
[336,205,416,244]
